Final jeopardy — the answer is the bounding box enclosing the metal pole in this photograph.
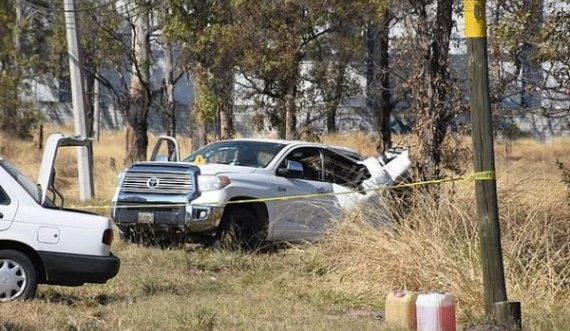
[63,0,94,200]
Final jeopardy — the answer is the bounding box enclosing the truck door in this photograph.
[0,185,18,231]
[322,149,370,210]
[149,136,180,162]
[270,147,337,241]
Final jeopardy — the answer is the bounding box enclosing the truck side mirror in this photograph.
[277,160,304,178]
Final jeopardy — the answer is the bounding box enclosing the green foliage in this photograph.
[2,0,564,147]
[166,0,238,137]
[194,71,220,123]
[489,0,570,118]
[0,1,43,139]
[166,0,237,68]
[0,75,42,139]
[232,0,367,136]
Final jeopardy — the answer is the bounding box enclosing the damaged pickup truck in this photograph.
[112,138,410,248]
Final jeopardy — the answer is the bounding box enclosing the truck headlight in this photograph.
[197,175,230,192]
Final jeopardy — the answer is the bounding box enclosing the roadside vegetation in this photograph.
[0,127,569,330]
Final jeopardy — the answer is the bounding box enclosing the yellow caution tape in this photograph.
[465,0,487,38]
[68,171,496,210]
[469,170,495,182]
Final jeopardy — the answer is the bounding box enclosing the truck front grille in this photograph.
[121,172,193,195]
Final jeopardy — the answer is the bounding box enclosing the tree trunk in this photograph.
[217,66,234,140]
[520,0,543,109]
[125,103,149,163]
[285,92,297,140]
[9,0,24,138]
[378,12,393,151]
[125,1,151,165]
[214,112,221,141]
[191,107,207,151]
[164,41,176,137]
[284,65,299,140]
[366,22,379,122]
[367,12,393,153]
[191,68,211,150]
[326,102,337,133]
[418,0,454,181]
[326,60,348,134]
[275,102,287,139]
[83,63,95,137]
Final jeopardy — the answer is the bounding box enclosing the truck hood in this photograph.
[194,164,258,176]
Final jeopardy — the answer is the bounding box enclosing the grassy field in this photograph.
[0,126,569,330]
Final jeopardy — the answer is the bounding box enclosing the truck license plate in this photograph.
[138,212,154,224]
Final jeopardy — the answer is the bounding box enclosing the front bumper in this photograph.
[38,251,120,286]
[113,203,224,236]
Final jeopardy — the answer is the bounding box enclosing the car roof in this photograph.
[221,138,318,145]
[215,138,364,159]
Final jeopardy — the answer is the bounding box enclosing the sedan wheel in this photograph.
[0,250,37,302]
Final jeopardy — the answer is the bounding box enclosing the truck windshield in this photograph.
[184,141,287,168]
[1,160,41,203]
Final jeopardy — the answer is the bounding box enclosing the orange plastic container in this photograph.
[385,290,418,330]
[415,293,456,331]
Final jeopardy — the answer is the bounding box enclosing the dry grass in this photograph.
[0,126,569,330]
[312,136,570,330]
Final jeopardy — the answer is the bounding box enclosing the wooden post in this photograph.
[465,0,510,316]
[494,301,522,330]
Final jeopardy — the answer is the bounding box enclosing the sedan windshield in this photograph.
[184,141,287,168]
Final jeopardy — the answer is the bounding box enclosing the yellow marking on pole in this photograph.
[465,0,487,38]
[469,170,495,182]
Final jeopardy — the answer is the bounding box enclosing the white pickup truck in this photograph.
[112,138,410,248]
[0,134,120,301]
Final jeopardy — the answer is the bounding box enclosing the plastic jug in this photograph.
[416,293,456,331]
[385,290,418,330]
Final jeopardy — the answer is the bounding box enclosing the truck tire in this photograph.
[215,207,267,251]
[0,250,38,302]
[119,226,146,245]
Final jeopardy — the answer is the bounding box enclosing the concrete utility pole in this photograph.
[465,0,520,328]
[94,77,101,143]
[64,0,94,200]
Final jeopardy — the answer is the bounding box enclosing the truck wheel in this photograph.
[216,207,267,251]
[120,226,154,246]
[0,250,37,302]
[119,226,142,244]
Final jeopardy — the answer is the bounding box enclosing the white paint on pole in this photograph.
[63,0,93,200]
